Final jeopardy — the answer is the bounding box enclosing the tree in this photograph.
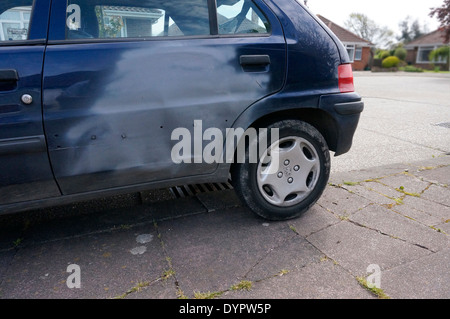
[344,13,395,49]
[430,0,450,42]
[398,17,427,43]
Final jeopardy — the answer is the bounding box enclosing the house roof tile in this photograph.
[404,29,448,47]
[317,15,373,46]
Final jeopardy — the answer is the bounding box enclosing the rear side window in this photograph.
[216,0,270,35]
[0,1,33,41]
[66,0,210,39]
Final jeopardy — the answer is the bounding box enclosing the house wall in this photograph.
[406,47,449,71]
[351,47,371,71]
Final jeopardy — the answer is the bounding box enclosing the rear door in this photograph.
[0,0,60,206]
[43,0,286,194]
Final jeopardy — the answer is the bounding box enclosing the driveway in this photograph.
[0,72,449,301]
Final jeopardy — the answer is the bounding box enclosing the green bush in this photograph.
[401,65,424,72]
[382,56,400,68]
[394,48,407,61]
[379,50,390,60]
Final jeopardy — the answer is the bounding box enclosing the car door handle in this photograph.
[0,69,19,82]
[240,55,271,66]
[0,69,19,92]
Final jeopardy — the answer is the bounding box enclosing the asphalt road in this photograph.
[332,71,450,173]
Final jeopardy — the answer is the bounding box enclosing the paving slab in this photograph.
[349,205,449,252]
[381,248,450,299]
[222,259,375,299]
[306,220,431,277]
[0,224,169,299]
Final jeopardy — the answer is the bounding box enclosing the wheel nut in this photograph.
[294,165,300,171]
[277,172,283,178]
[284,160,290,166]
[288,177,293,183]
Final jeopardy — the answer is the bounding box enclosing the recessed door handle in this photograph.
[240,55,271,66]
[0,69,19,82]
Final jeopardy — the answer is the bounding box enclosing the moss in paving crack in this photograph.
[278,269,289,276]
[114,281,151,299]
[356,277,390,299]
[194,291,224,299]
[12,238,23,248]
[395,186,420,197]
[231,280,252,291]
[289,224,298,234]
[343,181,359,186]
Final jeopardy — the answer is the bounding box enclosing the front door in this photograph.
[43,0,286,194]
[0,0,60,206]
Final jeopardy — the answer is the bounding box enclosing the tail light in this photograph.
[338,64,354,93]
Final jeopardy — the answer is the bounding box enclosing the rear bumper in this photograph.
[319,92,364,156]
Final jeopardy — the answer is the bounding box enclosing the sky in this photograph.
[304,0,443,37]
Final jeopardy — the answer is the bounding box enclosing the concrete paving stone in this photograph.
[439,222,450,235]
[196,189,242,213]
[377,173,430,195]
[222,259,375,299]
[18,204,156,247]
[156,207,296,298]
[395,195,450,227]
[381,248,450,299]
[316,186,372,218]
[412,165,450,186]
[344,184,398,206]
[285,204,340,238]
[146,197,207,221]
[349,205,449,252]
[140,188,176,204]
[391,200,446,227]
[0,224,169,299]
[329,163,411,185]
[307,220,430,277]
[243,235,323,282]
[0,250,15,295]
[119,277,178,299]
[420,184,450,207]
[359,180,402,200]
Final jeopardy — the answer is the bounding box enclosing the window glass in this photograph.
[0,2,33,41]
[66,0,210,39]
[354,47,362,61]
[346,45,355,62]
[217,0,270,35]
[417,47,433,63]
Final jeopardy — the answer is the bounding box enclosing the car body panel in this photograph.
[0,0,60,206]
[0,0,363,214]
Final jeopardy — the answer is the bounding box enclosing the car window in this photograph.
[0,1,33,41]
[216,0,270,35]
[66,0,210,39]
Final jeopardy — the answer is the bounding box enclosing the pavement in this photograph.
[0,71,449,300]
[0,155,448,299]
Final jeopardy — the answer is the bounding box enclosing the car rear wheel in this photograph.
[232,119,330,221]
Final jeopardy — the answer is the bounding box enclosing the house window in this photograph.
[417,46,447,64]
[0,6,33,41]
[346,44,355,62]
[354,47,362,61]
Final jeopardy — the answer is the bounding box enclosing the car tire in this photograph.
[231,119,330,221]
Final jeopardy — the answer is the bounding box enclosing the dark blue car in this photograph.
[0,0,363,220]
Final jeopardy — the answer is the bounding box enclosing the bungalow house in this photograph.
[318,15,374,71]
[404,29,449,71]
